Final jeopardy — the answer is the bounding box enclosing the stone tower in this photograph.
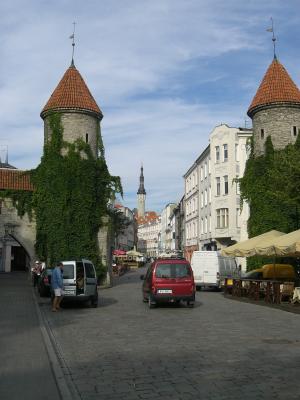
[40,61,103,158]
[247,57,300,156]
[137,165,146,217]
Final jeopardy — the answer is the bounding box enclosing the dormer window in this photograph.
[261,129,264,139]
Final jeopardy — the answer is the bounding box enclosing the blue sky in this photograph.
[1,0,300,213]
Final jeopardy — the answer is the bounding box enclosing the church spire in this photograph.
[137,165,146,195]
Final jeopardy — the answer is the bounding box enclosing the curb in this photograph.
[32,289,82,400]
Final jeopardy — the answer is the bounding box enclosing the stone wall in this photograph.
[44,111,100,158]
[0,198,36,271]
[252,105,300,156]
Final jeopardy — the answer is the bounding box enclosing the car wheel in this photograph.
[90,291,98,308]
[187,301,194,308]
[148,296,155,309]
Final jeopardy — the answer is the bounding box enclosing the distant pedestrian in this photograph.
[32,261,42,287]
[51,262,64,312]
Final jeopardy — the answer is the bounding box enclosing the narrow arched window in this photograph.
[86,133,89,143]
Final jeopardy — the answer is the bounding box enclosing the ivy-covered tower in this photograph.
[40,60,103,158]
[137,165,146,217]
[247,56,300,156]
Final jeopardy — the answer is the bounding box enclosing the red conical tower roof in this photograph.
[41,64,102,119]
[248,58,300,117]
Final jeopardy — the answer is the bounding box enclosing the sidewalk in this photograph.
[0,272,61,400]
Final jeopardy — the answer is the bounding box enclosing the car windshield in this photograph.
[155,263,191,279]
[63,264,75,279]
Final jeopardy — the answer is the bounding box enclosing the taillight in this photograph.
[151,286,156,294]
[216,272,220,280]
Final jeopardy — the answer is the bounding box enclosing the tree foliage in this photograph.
[240,135,300,269]
[1,113,122,278]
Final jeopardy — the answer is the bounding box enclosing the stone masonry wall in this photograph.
[44,112,100,158]
[253,106,300,156]
[0,198,36,269]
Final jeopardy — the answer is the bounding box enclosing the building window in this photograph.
[201,192,204,208]
[261,129,264,139]
[292,126,298,137]
[204,163,207,178]
[201,218,204,234]
[204,217,208,234]
[215,146,220,163]
[236,208,240,228]
[86,133,89,143]
[200,167,203,181]
[224,175,228,195]
[216,177,220,196]
[208,159,211,174]
[209,186,211,203]
[204,189,208,206]
[216,208,229,228]
[235,144,239,161]
[236,175,240,195]
[209,214,211,232]
[223,144,228,162]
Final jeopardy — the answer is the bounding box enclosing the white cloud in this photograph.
[0,0,299,211]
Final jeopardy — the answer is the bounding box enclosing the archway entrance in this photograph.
[11,245,28,271]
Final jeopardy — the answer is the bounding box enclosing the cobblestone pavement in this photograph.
[0,272,61,400]
[39,267,300,400]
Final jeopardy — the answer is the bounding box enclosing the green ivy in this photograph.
[240,135,300,270]
[0,189,33,219]
[1,113,122,279]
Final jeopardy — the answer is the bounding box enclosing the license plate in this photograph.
[64,289,76,295]
[158,289,172,294]
[226,279,233,286]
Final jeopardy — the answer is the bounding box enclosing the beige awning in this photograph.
[256,229,300,257]
[221,230,285,257]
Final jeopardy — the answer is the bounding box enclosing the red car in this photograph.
[141,258,196,308]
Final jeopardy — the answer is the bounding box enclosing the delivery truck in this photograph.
[191,251,238,290]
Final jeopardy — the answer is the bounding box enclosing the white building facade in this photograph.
[137,217,161,257]
[160,203,176,254]
[114,205,135,251]
[183,124,252,268]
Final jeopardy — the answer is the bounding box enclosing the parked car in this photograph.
[38,268,53,297]
[190,251,238,290]
[60,259,98,307]
[141,258,195,308]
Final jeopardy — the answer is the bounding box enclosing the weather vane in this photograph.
[266,17,277,59]
[69,21,76,66]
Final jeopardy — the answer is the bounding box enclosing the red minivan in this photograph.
[141,258,196,308]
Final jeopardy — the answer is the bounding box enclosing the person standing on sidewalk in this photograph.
[51,262,64,312]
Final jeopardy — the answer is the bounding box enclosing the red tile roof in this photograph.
[248,58,300,117]
[0,169,34,191]
[41,65,102,118]
[136,211,159,225]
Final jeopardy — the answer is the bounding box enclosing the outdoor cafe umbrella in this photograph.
[255,229,300,257]
[126,249,143,257]
[220,230,285,258]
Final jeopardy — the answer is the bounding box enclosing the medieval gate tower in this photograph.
[247,56,300,156]
[40,60,103,156]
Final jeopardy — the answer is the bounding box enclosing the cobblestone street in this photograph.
[39,266,300,400]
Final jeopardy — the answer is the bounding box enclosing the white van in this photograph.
[61,259,98,307]
[191,251,238,290]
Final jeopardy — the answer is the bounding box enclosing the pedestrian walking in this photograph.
[32,260,42,287]
[51,262,64,312]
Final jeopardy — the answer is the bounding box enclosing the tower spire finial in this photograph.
[69,21,76,66]
[267,17,277,59]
